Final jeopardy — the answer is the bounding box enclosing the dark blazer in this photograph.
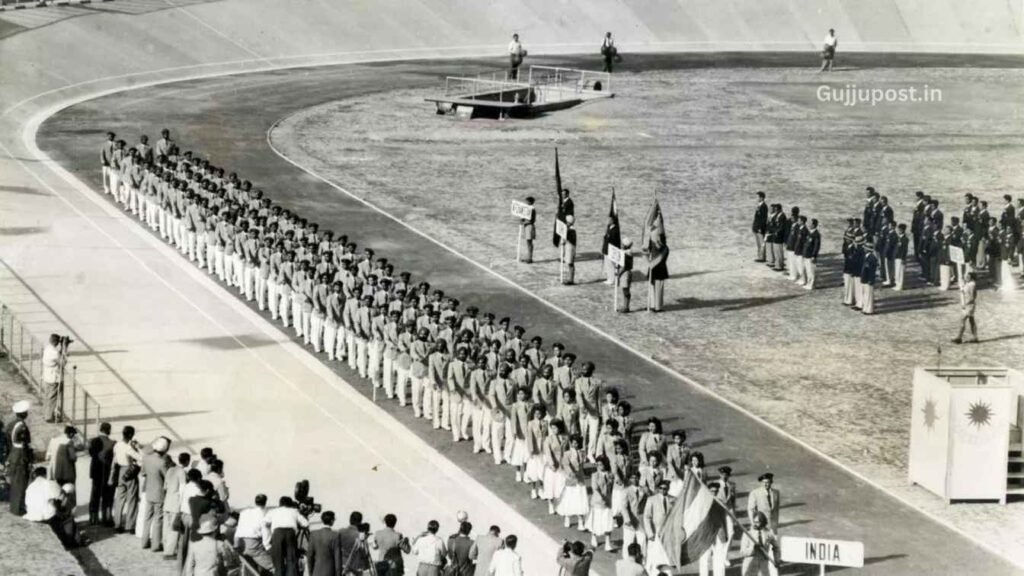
[861,253,879,283]
[802,230,821,259]
[752,202,768,234]
[307,527,342,576]
[447,534,475,576]
[895,235,910,260]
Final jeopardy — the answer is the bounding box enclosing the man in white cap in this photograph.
[141,436,171,551]
[561,215,577,285]
[6,400,33,515]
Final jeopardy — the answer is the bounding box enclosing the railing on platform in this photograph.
[527,65,612,104]
[443,76,532,103]
[0,304,101,438]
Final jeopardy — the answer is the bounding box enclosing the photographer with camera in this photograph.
[342,521,375,575]
[263,496,309,576]
[42,334,71,423]
[412,519,447,576]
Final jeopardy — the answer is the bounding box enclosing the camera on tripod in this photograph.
[294,479,321,517]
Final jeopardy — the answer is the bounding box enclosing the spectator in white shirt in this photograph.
[507,33,526,81]
[263,497,309,576]
[820,28,837,72]
[24,466,61,522]
[235,494,274,573]
[45,425,84,486]
[488,535,524,576]
[412,519,447,576]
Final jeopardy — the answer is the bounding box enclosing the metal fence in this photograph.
[0,304,101,438]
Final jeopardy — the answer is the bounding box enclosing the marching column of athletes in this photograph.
[99,129,784,574]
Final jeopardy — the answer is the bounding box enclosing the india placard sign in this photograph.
[511,200,534,220]
[949,246,965,265]
[555,219,567,240]
[607,245,626,267]
[780,536,864,569]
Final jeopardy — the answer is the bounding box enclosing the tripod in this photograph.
[342,538,379,576]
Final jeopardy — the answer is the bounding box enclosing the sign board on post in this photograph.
[555,219,567,240]
[781,537,864,572]
[607,245,625,267]
[511,200,534,220]
[949,246,965,265]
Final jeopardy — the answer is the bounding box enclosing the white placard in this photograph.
[780,536,864,568]
[511,200,534,220]
[555,219,567,239]
[607,244,625,267]
[949,246,965,265]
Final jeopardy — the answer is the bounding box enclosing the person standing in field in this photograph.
[601,32,620,73]
[508,34,527,81]
[820,29,837,72]
[952,272,978,344]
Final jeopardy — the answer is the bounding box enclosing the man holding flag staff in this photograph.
[642,198,669,312]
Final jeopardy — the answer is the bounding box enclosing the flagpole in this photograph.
[560,241,565,284]
[613,264,619,312]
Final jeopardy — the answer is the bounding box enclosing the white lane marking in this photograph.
[7,116,567,574]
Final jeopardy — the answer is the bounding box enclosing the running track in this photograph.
[36,56,1021,575]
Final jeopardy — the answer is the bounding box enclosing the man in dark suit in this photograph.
[911,191,926,258]
[930,198,944,231]
[976,200,992,269]
[765,205,780,268]
[307,511,342,576]
[784,208,802,280]
[801,219,821,290]
[338,510,362,570]
[88,421,116,526]
[893,224,910,291]
[448,521,475,576]
[772,205,788,272]
[876,196,894,236]
[752,191,768,262]
[862,188,877,236]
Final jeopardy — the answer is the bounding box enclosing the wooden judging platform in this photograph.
[426,65,613,119]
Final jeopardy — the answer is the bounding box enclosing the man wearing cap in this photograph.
[717,465,736,545]
[747,473,781,532]
[800,219,821,289]
[141,437,171,551]
[184,502,226,576]
[562,214,578,285]
[5,400,32,515]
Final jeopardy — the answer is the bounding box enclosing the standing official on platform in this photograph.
[601,32,621,73]
[752,192,768,262]
[819,28,837,72]
[508,34,527,81]
[5,400,32,515]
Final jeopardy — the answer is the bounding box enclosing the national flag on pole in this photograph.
[552,148,564,247]
[659,474,728,568]
[641,197,666,252]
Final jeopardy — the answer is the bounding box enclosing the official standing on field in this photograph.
[752,192,768,262]
[5,400,32,515]
[508,34,527,81]
[801,219,821,289]
[520,196,536,264]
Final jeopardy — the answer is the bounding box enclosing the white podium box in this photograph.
[908,367,1024,504]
